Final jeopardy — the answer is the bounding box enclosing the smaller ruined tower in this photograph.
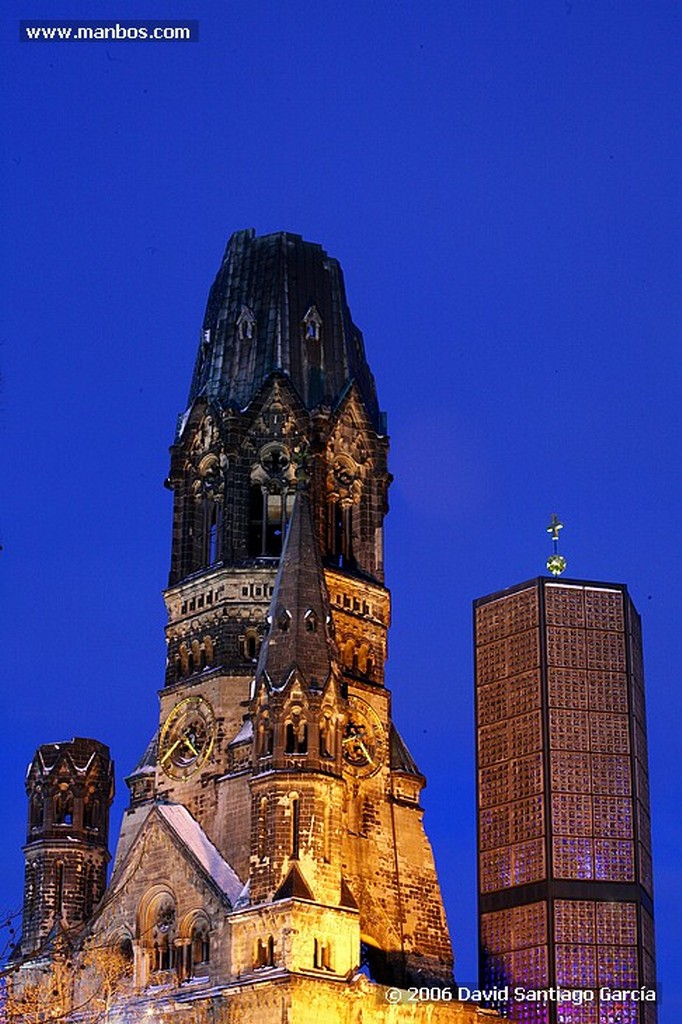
[21,738,114,956]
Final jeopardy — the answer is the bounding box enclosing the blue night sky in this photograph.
[2,0,681,1016]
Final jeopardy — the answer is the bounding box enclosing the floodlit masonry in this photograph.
[10,230,496,1023]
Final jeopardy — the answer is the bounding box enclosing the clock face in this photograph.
[342,695,386,778]
[159,696,216,780]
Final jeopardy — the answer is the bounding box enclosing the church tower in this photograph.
[20,738,114,957]
[73,230,484,1021]
[475,577,657,1024]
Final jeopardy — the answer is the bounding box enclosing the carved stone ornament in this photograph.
[327,455,362,503]
[251,443,296,489]
[191,454,225,501]
[191,414,220,454]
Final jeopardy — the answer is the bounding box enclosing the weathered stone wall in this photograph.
[84,812,232,995]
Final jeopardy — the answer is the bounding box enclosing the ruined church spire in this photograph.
[188,229,382,428]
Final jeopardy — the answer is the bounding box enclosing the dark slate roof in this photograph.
[274,863,314,902]
[389,724,422,777]
[188,229,382,429]
[128,732,158,777]
[339,877,359,910]
[255,489,335,691]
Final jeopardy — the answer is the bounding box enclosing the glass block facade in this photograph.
[475,579,657,1024]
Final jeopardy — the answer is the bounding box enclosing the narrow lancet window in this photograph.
[291,795,300,858]
[237,305,256,341]
[205,501,222,564]
[327,500,353,567]
[248,484,264,555]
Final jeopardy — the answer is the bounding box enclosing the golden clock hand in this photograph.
[183,734,199,757]
[356,738,372,761]
[160,738,181,764]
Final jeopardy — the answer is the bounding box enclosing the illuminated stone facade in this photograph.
[13,230,493,1022]
[475,578,657,1024]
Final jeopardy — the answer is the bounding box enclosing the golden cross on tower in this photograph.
[546,513,567,576]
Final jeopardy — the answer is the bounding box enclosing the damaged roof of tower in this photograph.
[188,229,382,429]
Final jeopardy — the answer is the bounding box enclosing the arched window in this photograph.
[248,446,296,557]
[255,935,275,968]
[112,934,134,982]
[54,789,73,826]
[152,905,176,972]
[314,938,332,970]
[302,305,322,339]
[138,889,178,983]
[120,936,134,966]
[327,499,353,567]
[243,629,259,661]
[237,305,256,341]
[265,489,285,555]
[189,453,224,572]
[189,919,210,976]
[277,607,291,633]
[206,500,221,564]
[304,609,318,632]
[285,721,307,755]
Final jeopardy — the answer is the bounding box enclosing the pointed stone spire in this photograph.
[255,487,335,691]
